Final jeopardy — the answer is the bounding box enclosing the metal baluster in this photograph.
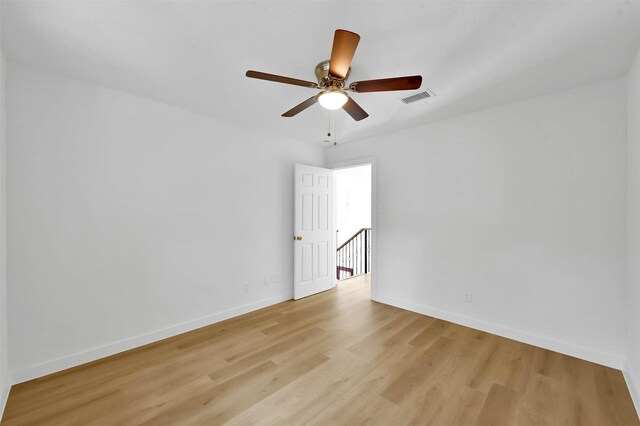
[350,240,353,277]
[361,231,364,275]
[360,230,367,274]
[364,229,369,274]
[356,234,359,276]
[359,232,362,275]
[357,233,360,276]
[369,229,371,273]
[355,235,358,276]
[367,229,370,274]
[348,240,353,276]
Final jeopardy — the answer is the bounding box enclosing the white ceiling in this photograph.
[3,1,640,145]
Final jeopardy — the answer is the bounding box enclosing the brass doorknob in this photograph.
[293,236,302,241]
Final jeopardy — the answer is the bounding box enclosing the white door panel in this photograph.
[294,164,334,300]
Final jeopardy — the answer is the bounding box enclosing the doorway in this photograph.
[334,164,372,285]
[292,160,377,301]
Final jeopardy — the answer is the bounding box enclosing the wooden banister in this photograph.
[337,228,371,251]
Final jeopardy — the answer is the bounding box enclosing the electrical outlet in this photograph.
[464,292,472,303]
[243,283,250,293]
[271,273,281,283]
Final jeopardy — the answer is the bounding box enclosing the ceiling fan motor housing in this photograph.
[315,60,350,87]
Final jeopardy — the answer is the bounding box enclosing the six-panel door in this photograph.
[294,164,334,299]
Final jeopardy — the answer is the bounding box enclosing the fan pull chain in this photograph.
[326,111,337,146]
[333,111,337,145]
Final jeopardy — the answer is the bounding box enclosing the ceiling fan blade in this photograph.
[246,70,318,88]
[282,96,318,117]
[350,75,422,93]
[329,30,360,79]
[342,97,369,121]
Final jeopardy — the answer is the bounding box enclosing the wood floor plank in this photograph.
[5,340,179,408]
[307,336,430,424]
[432,385,486,425]
[347,311,417,356]
[531,346,566,381]
[382,315,436,348]
[474,383,522,426]
[188,353,329,425]
[464,334,506,392]
[379,336,457,405]
[140,359,282,425]
[405,330,494,423]
[518,373,561,426]
[493,339,535,394]
[408,318,455,348]
[560,356,614,425]
[227,350,370,426]
[593,365,640,425]
[2,275,638,425]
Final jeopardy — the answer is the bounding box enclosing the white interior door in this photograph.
[294,164,334,300]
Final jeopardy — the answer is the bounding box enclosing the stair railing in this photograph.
[336,228,371,280]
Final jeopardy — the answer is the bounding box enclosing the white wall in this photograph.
[335,165,371,246]
[626,48,640,414]
[327,78,627,368]
[0,4,9,413]
[6,64,324,382]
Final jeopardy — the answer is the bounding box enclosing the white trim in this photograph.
[328,157,378,299]
[374,295,625,369]
[9,292,292,385]
[0,382,9,421]
[624,361,640,418]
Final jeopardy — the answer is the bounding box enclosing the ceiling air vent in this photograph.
[401,89,435,104]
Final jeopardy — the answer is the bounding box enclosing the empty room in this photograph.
[0,0,640,424]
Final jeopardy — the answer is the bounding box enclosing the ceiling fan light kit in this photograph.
[318,88,348,110]
[246,29,423,121]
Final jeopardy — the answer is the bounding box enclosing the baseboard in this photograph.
[10,292,292,385]
[373,295,624,370]
[624,362,640,419]
[0,381,9,421]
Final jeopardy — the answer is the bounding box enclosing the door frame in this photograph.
[328,156,378,301]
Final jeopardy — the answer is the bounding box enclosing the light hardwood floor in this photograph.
[2,275,638,425]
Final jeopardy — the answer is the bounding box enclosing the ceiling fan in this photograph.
[246,29,422,121]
